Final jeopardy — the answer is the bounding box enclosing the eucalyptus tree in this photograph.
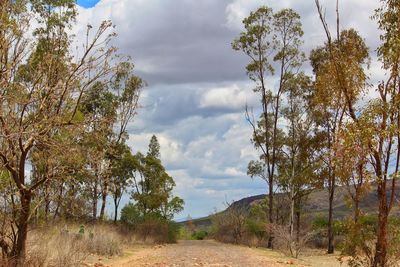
[130,136,183,219]
[30,126,88,221]
[314,0,400,264]
[369,2,400,265]
[93,62,143,221]
[309,26,369,254]
[278,73,322,248]
[0,0,116,260]
[110,144,136,222]
[233,7,305,248]
[80,81,117,220]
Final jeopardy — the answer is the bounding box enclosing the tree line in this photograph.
[0,0,183,265]
[233,1,400,266]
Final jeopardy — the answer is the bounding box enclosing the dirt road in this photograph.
[94,240,343,267]
[108,240,283,267]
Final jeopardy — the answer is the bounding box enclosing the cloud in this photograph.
[199,84,258,110]
[73,0,384,218]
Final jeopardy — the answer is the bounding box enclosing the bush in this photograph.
[245,219,266,240]
[310,214,347,249]
[178,226,193,240]
[165,221,179,243]
[119,203,180,244]
[86,227,122,256]
[270,223,316,258]
[340,215,400,267]
[211,206,247,244]
[120,203,143,228]
[192,230,208,240]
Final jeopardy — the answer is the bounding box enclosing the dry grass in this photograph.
[19,223,126,267]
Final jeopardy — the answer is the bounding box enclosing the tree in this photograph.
[110,145,136,222]
[368,2,400,265]
[0,0,116,260]
[80,81,117,220]
[30,126,89,222]
[84,62,143,221]
[314,1,400,264]
[278,73,320,248]
[335,122,371,224]
[234,7,305,248]
[310,17,369,252]
[130,136,183,219]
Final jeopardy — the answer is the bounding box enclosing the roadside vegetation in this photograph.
[0,1,182,266]
[205,1,400,266]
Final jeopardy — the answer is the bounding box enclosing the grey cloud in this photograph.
[76,0,384,218]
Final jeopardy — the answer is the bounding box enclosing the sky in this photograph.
[74,0,382,219]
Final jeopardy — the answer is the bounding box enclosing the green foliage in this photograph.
[147,135,161,159]
[178,226,192,240]
[120,202,180,243]
[312,215,345,235]
[130,136,184,220]
[245,219,266,240]
[120,203,143,228]
[211,202,269,246]
[312,215,329,229]
[232,6,274,82]
[340,215,378,267]
[191,230,208,240]
[78,225,85,235]
[166,221,180,243]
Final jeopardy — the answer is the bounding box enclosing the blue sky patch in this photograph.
[76,0,100,8]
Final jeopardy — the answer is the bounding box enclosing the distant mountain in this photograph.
[181,180,400,227]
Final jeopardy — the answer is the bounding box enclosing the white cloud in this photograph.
[73,0,386,218]
[200,84,257,110]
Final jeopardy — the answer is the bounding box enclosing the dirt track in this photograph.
[88,240,345,267]
[108,240,284,267]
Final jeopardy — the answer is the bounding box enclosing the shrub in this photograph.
[270,223,316,258]
[119,203,179,244]
[192,230,208,240]
[166,221,180,243]
[211,206,247,244]
[85,227,123,256]
[178,226,193,240]
[120,203,143,229]
[340,215,400,267]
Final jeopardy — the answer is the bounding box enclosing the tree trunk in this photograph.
[327,174,335,254]
[53,182,64,220]
[113,195,121,223]
[10,189,31,263]
[44,196,50,222]
[113,198,118,223]
[373,182,388,267]
[289,190,295,239]
[92,184,98,220]
[354,192,360,224]
[99,181,108,220]
[296,210,300,243]
[267,179,274,248]
[99,194,106,220]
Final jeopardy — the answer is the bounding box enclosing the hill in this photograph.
[182,180,400,227]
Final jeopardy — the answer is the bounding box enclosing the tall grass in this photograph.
[12,223,125,267]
